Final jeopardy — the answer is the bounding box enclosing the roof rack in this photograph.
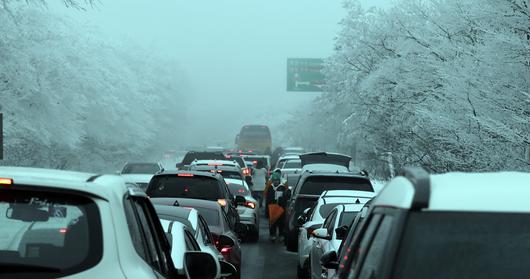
[86,174,102,182]
[398,167,430,211]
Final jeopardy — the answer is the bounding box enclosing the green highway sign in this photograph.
[286,58,325,92]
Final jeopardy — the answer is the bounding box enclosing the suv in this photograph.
[146,171,240,232]
[284,171,374,252]
[0,167,220,279]
[120,162,164,174]
[333,167,530,279]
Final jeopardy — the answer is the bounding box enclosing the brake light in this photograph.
[244,201,256,209]
[307,227,316,239]
[210,170,223,173]
[217,199,227,207]
[59,228,68,234]
[178,173,194,177]
[212,234,220,246]
[221,246,232,254]
[208,163,223,166]
[0,178,13,185]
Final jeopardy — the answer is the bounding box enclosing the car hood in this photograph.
[300,152,351,168]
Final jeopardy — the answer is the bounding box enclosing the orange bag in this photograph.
[268,204,285,226]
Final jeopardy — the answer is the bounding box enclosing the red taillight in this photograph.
[307,228,316,239]
[0,178,13,186]
[244,201,256,209]
[212,234,220,247]
[221,246,232,254]
[178,173,194,177]
[59,228,68,234]
[208,163,223,166]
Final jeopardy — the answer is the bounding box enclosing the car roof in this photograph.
[0,166,134,201]
[278,155,300,161]
[154,170,222,180]
[121,174,153,183]
[191,160,238,166]
[375,171,530,212]
[124,162,161,165]
[191,165,241,172]
[321,190,376,198]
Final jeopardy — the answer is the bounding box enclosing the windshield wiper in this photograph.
[0,263,61,273]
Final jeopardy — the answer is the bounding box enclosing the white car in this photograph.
[0,166,224,279]
[309,204,365,279]
[275,154,300,169]
[225,178,260,242]
[297,190,375,278]
[154,204,224,262]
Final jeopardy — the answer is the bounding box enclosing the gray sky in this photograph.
[57,0,389,147]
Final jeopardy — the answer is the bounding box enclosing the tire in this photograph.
[286,231,298,252]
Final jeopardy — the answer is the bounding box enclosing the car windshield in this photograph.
[121,163,159,174]
[300,176,373,195]
[147,176,222,201]
[227,183,250,196]
[393,212,530,279]
[0,189,101,276]
[283,160,301,169]
[193,207,220,226]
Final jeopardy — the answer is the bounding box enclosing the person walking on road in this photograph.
[265,172,287,242]
[251,160,267,207]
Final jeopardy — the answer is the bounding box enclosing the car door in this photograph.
[130,197,176,279]
[311,209,337,279]
[198,215,221,258]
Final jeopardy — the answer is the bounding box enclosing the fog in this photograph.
[55,0,389,147]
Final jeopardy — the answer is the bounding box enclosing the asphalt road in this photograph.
[240,210,298,279]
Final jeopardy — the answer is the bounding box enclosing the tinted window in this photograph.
[147,176,221,201]
[339,212,357,227]
[300,176,373,195]
[193,207,220,226]
[124,198,148,261]
[228,182,250,196]
[0,189,102,277]
[217,171,243,180]
[122,163,160,174]
[294,197,318,219]
[358,217,393,279]
[319,203,352,219]
[133,201,162,271]
[393,212,530,279]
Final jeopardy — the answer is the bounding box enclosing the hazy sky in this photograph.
[56,0,389,146]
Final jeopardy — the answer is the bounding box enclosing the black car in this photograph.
[176,151,227,169]
[284,171,374,252]
[145,170,240,232]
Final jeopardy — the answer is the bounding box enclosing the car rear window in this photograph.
[122,163,160,174]
[218,171,243,180]
[193,207,220,226]
[283,160,301,169]
[227,183,250,196]
[0,189,102,277]
[300,176,373,195]
[147,176,222,201]
[393,212,530,279]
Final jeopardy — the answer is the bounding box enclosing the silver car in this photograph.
[225,178,260,242]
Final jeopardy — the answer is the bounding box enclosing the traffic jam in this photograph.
[2,123,530,279]
[2,0,530,278]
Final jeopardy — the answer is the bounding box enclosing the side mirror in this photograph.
[175,162,184,169]
[297,215,307,226]
[320,250,339,270]
[218,234,235,248]
[184,251,219,279]
[234,195,246,205]
[165,232,173,250]
[335,225,349,240]
[219,260,237,278]
[312,228,331,240]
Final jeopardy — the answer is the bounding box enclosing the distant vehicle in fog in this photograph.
[235,125,272,155]
[176,151,227,169]
[120,162,164,174]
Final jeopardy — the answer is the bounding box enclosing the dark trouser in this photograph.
[269,213,285,237]
[252,191,264,207]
